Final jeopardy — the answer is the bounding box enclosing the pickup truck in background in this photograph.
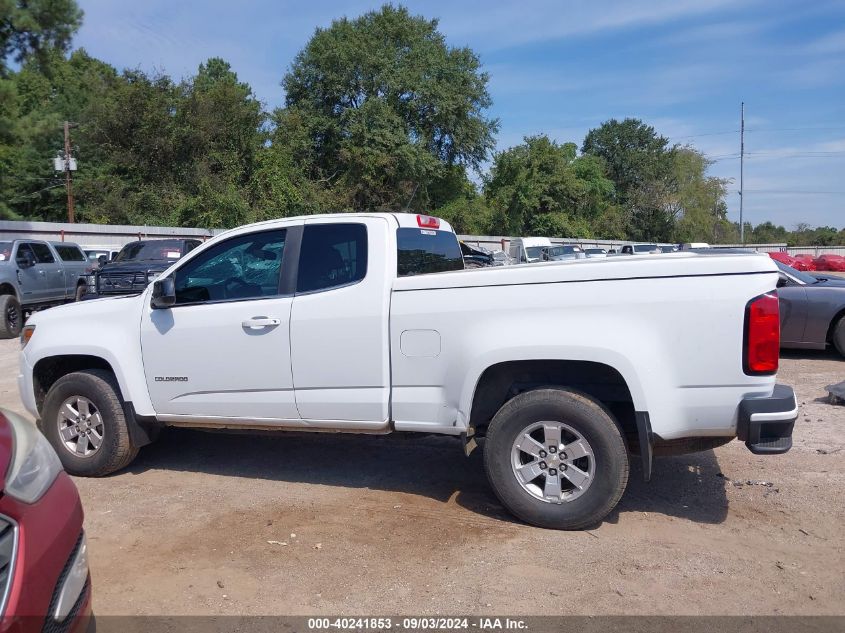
[0,240,89,339]
[18,213,798,529]
[86,238,202,299]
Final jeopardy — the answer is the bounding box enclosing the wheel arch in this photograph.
[0,282,19,300]
[825,306,845,345]
[463,357,653,480]
[33,354,117,415]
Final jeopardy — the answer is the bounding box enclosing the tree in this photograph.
[670,147,730,243]
[280,4,497,211]
[582,118,677,241]
[484,135,617,237]
[0,0,82,74]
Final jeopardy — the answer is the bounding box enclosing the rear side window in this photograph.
[297,223,368,293]
[54,245,85,262]
[29,243,55,263]
[397,228,464,276]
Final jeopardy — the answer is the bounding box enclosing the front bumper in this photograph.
[737,383,797,455]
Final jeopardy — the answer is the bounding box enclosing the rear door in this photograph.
[289,217,392,427]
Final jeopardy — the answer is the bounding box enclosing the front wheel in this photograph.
[40,369,139,476]
[484,388,629,530]
[0,294,22,339]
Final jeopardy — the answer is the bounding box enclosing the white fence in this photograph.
[1,219,843,256]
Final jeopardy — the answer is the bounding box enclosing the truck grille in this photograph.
[0,515,18,617]
[96,271,149,295]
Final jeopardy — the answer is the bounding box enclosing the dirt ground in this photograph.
[1,338,843,616]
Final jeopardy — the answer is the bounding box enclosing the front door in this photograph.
[777,280,808,345]
[14,243,46,302]
[140,227,300,422]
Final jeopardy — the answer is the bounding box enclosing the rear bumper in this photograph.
[737,383,797,455]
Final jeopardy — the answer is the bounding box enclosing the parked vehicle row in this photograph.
[769,251,845,272]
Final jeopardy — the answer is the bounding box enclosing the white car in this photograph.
[508,237,552,263]
[18,213,797,529]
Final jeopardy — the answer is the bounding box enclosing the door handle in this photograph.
[242,317,281,329]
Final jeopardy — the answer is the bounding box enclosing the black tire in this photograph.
[0,294,22,339]
[833,316,845,358]
[40,369,139,476]
[483,388,629,530]
[74,283,87,302]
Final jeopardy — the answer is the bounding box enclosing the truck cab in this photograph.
[0,240,89,338]
[508,237,552,263]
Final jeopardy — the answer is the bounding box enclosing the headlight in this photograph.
[4,409,63,504]
[20,325,35,349]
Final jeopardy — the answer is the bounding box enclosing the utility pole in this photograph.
[63,121,75,223]
[53,122,78,223]
[739,102,745,244]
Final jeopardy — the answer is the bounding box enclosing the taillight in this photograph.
[417,215,440,229]
[743,292,780,375]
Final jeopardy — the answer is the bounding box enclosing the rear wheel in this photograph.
[40,369,139,476]
[833,316,845,358]
[0,295,22,339]
[484,388,629,530]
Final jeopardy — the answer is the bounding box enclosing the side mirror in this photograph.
[16,251,35,269]
[777,274,790,288]
[151,277,176,309]
[97,255,108,266]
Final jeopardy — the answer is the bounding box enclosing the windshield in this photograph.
[774,259,818,284]
[586,248,606,254]
[525,246,545,260]
[0,242,11,262]
[115,240,187,262]
[634,244,659,252]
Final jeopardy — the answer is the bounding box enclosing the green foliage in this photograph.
[483,135,616,237]
[0,0,82,74]
[281,4,497,212]
[0,2,841,247]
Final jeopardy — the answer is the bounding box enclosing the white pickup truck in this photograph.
[18,213,797,529]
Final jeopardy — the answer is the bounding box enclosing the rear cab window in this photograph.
[396,228,464,277]
[0,242,11,262]
[297,223,368,293]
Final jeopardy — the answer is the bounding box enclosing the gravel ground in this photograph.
[1,338,843,616]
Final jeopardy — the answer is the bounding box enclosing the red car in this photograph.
[813,254,845,272]
[0,407,92,633]
[768,251,811,271]
[791,254,817,271]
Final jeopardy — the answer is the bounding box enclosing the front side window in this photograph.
[174,230,286,304]
[29,243,55,263]
[297,223,367,293]
[525,246,545,260]
[55,245,86,262]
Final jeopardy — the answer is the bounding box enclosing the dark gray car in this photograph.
[775,260,845,357]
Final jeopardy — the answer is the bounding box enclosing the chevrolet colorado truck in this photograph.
[0,240,90,339]
[18,213,797,529]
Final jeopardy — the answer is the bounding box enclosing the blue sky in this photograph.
[74,0,845,229]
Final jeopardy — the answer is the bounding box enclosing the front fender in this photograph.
[22,294,156,416]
